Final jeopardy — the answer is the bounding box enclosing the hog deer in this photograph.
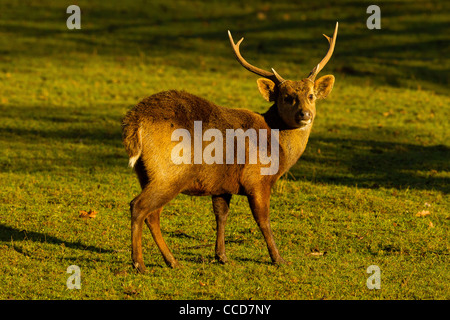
[122,23,338,272]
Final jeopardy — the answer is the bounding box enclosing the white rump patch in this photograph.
[128,154,140,168]
[128,126,143,168]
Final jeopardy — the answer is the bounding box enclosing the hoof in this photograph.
[215,253,228,264]
[133,261,147,273]
[166,259,181,269]
[273,257,290,266]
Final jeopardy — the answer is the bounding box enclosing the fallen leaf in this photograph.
[415,210,430,217]
[308,250,326,257]
[199,281,206,286]
[79,210,98,219]
[428,220,434,228]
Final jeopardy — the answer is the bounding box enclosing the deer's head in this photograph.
[229,23,338,129]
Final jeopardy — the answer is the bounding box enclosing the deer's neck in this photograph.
[263,104,313,174]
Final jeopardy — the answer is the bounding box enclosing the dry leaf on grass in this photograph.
[308,250,327,257]
[415,210,430,217]
[309,252,324,256]
[79,210,98,219]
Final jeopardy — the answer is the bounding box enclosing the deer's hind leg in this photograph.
[144,207,180,268]
[130,162,182,272]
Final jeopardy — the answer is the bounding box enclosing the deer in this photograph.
[122,23,338,272]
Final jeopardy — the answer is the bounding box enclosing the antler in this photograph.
[228,30,285,85]
[307,22,339,81]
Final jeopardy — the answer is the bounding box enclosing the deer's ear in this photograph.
[314,75,335,100]
[257,78,277,102]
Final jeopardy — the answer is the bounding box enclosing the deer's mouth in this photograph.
[298,119,312,127]
[294,111,313,127]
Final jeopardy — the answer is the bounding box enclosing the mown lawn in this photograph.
[0,0,448,299]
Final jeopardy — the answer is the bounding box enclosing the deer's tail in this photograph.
[122,119,143,168]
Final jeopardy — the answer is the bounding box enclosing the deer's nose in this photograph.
[295,110,312,123]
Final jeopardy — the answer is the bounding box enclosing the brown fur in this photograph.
[122,72,335,272]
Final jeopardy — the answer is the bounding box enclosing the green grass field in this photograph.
[0,0,449,299]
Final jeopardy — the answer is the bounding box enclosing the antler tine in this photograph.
[307,22,339,81]
[228,30,285,85]
[271,68,286,84]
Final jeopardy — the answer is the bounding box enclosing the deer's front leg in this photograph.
[212,194,232,264]
[247,190,286,265]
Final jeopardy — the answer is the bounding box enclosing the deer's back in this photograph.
[126,90,263,129]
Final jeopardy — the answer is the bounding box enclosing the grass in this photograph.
[0,0,449,299]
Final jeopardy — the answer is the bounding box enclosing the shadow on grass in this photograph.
[233,256,274,265]
[1,1,448,92]
[0,224,115,254]
[0,103,127,173]
[290,136,449,193]
[0,103,124,148]
[178,250,274,266]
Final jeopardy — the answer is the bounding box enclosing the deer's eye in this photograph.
[308,94,314,100]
